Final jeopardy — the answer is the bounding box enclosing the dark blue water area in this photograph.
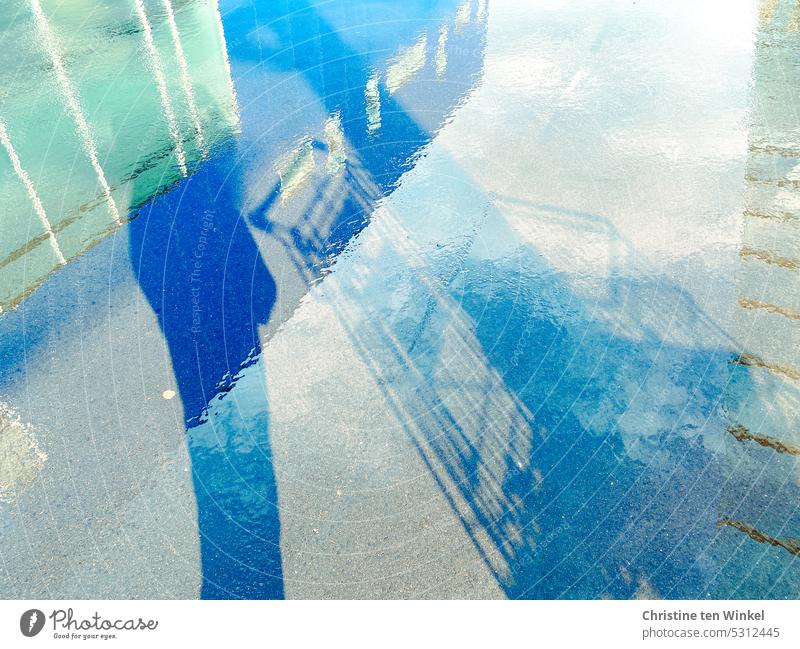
[459,268,728,599]
[330,192,800,599]
[378,263,732,598]
[230,0,486,263]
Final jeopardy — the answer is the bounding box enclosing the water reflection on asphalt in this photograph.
[1,0,799,599]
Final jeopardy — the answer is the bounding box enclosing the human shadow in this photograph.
[128,150,283,599]
[127,0,489,599]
